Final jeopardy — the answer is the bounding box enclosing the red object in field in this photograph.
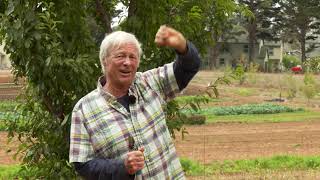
[291,65,302,73]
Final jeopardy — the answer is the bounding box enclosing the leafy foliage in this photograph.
[277,0,320,62]
[0,0,100,178]
[284,73,299,99]
[204,0,249,69]
[282,55,301,69]
[166,94,210,139]
[0,0,245,178]
[237,0,280,64]
[0,100,17,112]
[166,68,236,138]
[300,73,320,102]
[304,56,320,73]
[233,65,246,85]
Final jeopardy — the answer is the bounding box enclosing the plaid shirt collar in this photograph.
[97,76,138,102]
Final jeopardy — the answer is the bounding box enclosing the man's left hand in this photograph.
[155,25,187,54]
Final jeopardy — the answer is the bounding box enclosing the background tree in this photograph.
[0,0,100,178]
[237,0,280,64]
[277,0,320,62]
[204,0,248,69]
[0,0,245,178]
[121,0,212,70]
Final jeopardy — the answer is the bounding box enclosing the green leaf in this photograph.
[61,114,69,127]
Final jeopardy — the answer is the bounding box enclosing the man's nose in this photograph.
[123,56,131,65]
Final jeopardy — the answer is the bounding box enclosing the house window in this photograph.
[222,46,229,53]
[268,48,274,56]
[219,58,225,66]
[243,45,249,53]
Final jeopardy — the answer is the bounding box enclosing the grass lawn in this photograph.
[181,155,320,176]
[0,165,20,179]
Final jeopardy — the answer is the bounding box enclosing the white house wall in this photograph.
[0,43,11,69]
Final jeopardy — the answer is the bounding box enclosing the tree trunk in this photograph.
[248,19,256,64]
[95,0,112,33]
[209,33,222,70]
[128,0,137,18]
[247,0,256,64]
[209,45,221,70]
[299,30,307,63]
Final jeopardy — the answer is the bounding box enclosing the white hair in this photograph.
[99,31,142,73]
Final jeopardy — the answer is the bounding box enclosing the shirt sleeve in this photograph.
[140,41,201,102]
[173,41,201,90]
[69,102,95,163]
[74,159,134,180]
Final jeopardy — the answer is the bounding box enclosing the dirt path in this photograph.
[174,120,320,164]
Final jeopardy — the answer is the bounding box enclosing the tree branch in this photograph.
[43,94,64,120]
[95,0,112,33]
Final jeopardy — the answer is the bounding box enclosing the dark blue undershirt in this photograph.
[73,41,201,179]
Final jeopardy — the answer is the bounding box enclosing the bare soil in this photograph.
[0,70,23,100]
[174,121,320,164]
[0,132,20,165]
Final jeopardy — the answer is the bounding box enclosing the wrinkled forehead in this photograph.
[109,43,139,56]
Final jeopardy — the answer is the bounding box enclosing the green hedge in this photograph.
[198,104,303,116]
[184,115,206,125]
[282,55,301,69]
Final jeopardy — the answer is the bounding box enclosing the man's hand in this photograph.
[155,25,187,54]
[124,147,145,175]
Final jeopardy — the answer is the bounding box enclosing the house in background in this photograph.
[0,43,11,69]
[258,40,283,72]
[204,34,283,72]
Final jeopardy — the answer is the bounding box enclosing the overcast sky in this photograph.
[111,2,128,28]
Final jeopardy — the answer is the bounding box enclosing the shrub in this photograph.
[282,55,301,69]
[0,101,18,112]
[233,65,246,85]
[304,56,320,73]
[284,73,299,99]
[247,63,259,85]
[300,73,320,102]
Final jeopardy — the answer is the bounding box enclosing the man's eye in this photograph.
[129,56,137,60]
[116,54,124,58]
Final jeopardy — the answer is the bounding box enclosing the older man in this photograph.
[69,26,201,179]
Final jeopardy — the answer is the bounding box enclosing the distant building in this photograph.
[204,34,320,72]
[203,33,282,72]
[0,43,11,69]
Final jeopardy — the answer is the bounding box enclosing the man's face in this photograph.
[104,43,139,88]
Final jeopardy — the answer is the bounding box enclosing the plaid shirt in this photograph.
[70,62,185,179]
